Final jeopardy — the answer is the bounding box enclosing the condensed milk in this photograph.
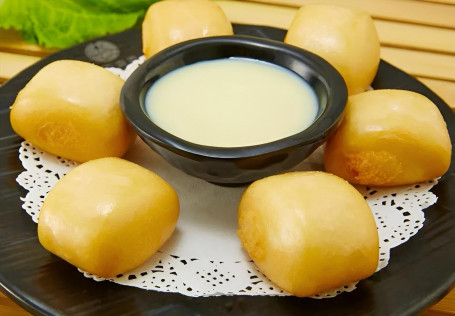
[144,58,318,147]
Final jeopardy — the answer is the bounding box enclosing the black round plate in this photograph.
[0,25,454,316]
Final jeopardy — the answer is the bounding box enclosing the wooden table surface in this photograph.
[0,0,454,315]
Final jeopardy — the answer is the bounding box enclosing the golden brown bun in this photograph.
[238,171,379,297]
[10,60,134,162]
[38,157,179,278]
[324,89,452,186]
[142,0,233,58]
[284,4,380,95]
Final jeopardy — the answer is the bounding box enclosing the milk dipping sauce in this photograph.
[144,57,319,148]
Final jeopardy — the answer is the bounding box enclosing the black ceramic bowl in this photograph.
[120,35,347,184]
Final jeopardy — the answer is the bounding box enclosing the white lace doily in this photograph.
[16,140,437,298]
[15,57,438,298]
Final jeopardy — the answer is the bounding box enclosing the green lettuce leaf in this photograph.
[0,0,160,48]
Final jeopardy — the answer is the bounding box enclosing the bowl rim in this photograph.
[120,35,347,159]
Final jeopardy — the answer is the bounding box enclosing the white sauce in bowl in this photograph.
[144,58,318,147]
